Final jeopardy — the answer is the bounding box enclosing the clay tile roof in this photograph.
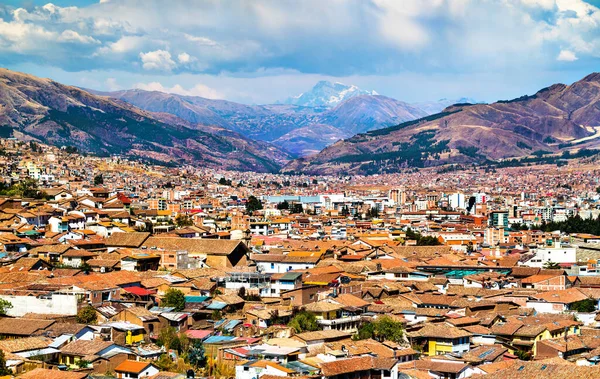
[0,336,52,353]
[18,368,89,379]
[60,339,113,356]
[319,356,375,376]
[0,318,55,336]
[115,359,155,373]
[105,232,151,247]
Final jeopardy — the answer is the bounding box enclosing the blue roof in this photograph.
[223,319,242,331]
[206,301,227,310]
[185,295,210,303]
[204,335,237,344]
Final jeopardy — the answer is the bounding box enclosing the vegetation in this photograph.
[571,298,596,313]
[406,228,441,246]
[245,195,263,214]
[93,174,104,185]
[162,288,186,311]
[0,351,10,375]
[539,214,600,235]
[288,311,319,333]
[354,316,404,343]
[218,177,232,186]
[0,178,49,199]
[175,214,194,227]
[188,339,207,369]
[543,261,561,270]
[157,326,188,353]
[75,305,97,324]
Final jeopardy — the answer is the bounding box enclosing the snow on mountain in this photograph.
[283,81,378,107]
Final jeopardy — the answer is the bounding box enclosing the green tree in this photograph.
[543,261,561,270]
[157,326,185,352]
[372,316,404,343]
[354,322,375,340]
[288,311,319,333]
[162,288,186,311]
[76,305,97,324]
[0,351,11,375]
[0,298,12,316]
[211,310,222,321]
[277,200,289,210]
[94,174,104,185]
[571,298,596,312]
[246,196,263,214]
[175,214,194,227]
[188,339,207,369]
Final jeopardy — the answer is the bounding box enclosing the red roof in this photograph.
[123,286,156,296]
[185,329,213,340]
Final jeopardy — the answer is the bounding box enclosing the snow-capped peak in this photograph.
[283,81,377,107]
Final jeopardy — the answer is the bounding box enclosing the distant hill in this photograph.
[283,73,600,175]
[412,97,480,115]
[0,68,291,172]
[100,89,428,156]
[282,80,377,107]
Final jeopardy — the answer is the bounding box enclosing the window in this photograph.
[271,263,275,269]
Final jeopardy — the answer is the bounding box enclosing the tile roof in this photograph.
[115,359,156,373]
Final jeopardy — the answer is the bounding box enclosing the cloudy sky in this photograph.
[1,0,600,104]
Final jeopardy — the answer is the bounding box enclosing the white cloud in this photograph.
[177,52,194,63]
[184,33,218,46]
[134,81,222,99]
[59,30,99,44]
[139,50,176,71]
[557,49,578,61]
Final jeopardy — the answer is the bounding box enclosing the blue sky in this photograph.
[0,0,599,104]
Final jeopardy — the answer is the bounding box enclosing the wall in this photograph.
[0,293,78,317]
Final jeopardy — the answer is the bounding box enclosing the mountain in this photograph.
[283,81,378,107]
[283,73,600,175]
[100,89,426,156]
[322,95,428,135]
[0,68,291,172]
[413,97,480,115]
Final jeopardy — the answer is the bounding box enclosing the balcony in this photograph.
[317,315,362,326]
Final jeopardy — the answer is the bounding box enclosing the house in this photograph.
[319,356,400,379]
[526,288,590,314]
[114,307,161,340]
[142,237,249,268]
[59,339,133,373]
[114,360,159,379]
[0,318,55,339]
[251,253,321,274]
[406,323,471,356]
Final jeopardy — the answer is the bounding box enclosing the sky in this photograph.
[0,0,600,104]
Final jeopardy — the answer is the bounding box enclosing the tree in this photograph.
[162,288,186,311]
[571,298,596,312]
[76,305,97,324]
[341,205,350,216]
[354,322,375,340]
[288,311,319,333]
[211,310,222,321]
[291,203,303,214]
[277,200,289,210]
[372,316,404,343]
[94,174,104,185]
[0,351,11,375]
[157,326,182,352]
[543,261,561,270]
[175,214,194,227]
[188,339,207,369]
[245,196,263,214]
[237,286,246,299]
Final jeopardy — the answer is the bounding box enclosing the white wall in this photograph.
[0,293,78,317]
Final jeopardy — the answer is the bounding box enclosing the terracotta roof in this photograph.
[18,368,88,379]
[484,362,600,379]
[0,318,55,336]
[60,339,113,356]
[115,359,156,373]
[105,232,151,247]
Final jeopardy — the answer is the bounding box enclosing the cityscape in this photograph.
[1,1,600,379]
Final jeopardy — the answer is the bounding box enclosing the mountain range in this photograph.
[4,68,597,176]
[0,68,290,172]
[282,80,378,107]
[95,83,431,156]
[283,73,600,175]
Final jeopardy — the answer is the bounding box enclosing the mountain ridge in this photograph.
[0,68,291,172]
[283,72,600,175]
